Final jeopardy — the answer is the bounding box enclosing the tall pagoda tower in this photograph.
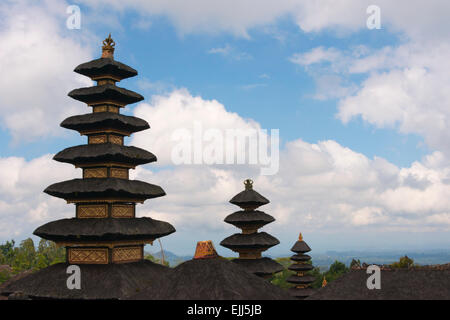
[287,233,316,299]
[1,35,175,299]
[220,179,283,279]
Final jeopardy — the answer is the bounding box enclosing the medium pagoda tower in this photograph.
[287,233,316,299]
[220,179,283,279]
[1,35,175,299]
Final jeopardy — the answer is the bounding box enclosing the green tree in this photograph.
[11,238,37,272]
[144,253,169,267]
[0,240,16,265]
[36,239,65,268]
[390,255,415,268]
[350,258,361,269]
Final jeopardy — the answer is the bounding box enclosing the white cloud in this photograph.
[78,0,450,42]
[0,0,94,142]
[0,154,78,238]
[131,88,262,166]
[207,44,252,61]
[1,89,449,252]
[127,90,450,245]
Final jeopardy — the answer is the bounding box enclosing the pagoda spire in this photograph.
[220,179,283,279]
[0,35,175,299]
[287,232,316,299]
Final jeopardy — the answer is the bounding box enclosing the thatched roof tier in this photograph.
[220,232,279,250]
[34,217,175,242]
[307,268,450,300]
[0,260,170,300]
[289,288,316,299]
[129,258,294,300]
[291,240,311,253]
[54,143,156,166]
[224,210,275,229]
[229,189,269,209]
[44,178,165,201]
[290,253,311,262]
[74,58,138,81]
[288,263,314,272]
[286,275,316,285]
[60,112,149,134]
[68,84,144,106]
[231,257,284,276]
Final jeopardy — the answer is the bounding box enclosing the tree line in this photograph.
[1,238,417,288]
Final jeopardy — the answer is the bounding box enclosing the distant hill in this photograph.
[275,250,450,271]
[146,250,192,266]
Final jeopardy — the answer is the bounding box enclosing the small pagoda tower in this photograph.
[220,179,283,278]
[1,35,175,299]
[287,233,316,299]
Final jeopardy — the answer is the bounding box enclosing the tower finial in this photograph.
[101,33,115,59]
[244,179,253,190]
[322,276,327,287]
[298,232,303,241]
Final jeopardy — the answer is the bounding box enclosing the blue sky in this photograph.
[0,0,449,256]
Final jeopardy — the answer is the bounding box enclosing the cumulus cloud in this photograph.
[0,154,78,239]
[0,0,94,142]
[1,89,449,253]
[78,0,450,41]
[127,90,450,250]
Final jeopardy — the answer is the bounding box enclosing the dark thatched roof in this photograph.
[44,178,165,201]
[128,258,294,300]
[231,257,284,276]
[34,217,175,242]
[220,232,279,250]
[54,143,156,166]
[60,112,149,134]
[307,268,450,300]
[291,240,311,253]
[0,261,171,300]
[230,189,269,208]
[224,210,275,229]
[68,84,143,105]
[288,263,314,272]
[290,253,311,262]
[74,58,138,81]
[286,275,316,285]
[289,287,316,299]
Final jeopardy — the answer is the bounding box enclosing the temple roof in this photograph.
[229,189,270,208]
[220,232,279,250]
[68,84,144,106]
[229,179,270,209]
[231,257,284,276]
[307,268,450,300]
[291,240,311,253]
[224,210,275,228]
[54,144,156,166]
[289,287,316,299]
[128,258,294,300]
[34,217,175,242]
[0,261,170,300]
[288,263,314,272]
[286,275,316,285]
[60,112,149,134]
[44,178,165,201]
[74,58,138,81]
[290,253,311,262]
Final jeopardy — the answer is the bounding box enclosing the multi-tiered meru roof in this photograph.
[0,35,175,300]
[220,179,283,278]
[287,233,316,299]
